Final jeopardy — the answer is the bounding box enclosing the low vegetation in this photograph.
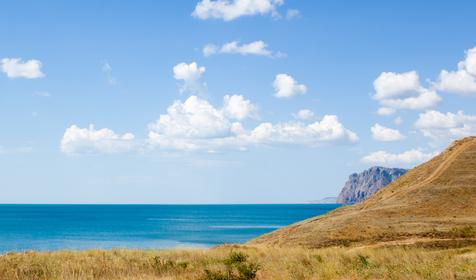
[0,244,475,279]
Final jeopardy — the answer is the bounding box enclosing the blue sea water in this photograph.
[0,204,340,252]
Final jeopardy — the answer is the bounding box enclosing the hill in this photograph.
[249,137,476,248]
[336,166,407,204]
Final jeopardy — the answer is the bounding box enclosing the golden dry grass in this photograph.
[0,244,475,280]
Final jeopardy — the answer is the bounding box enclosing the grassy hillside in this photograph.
[0,245,475,280]
[250,137,476,248]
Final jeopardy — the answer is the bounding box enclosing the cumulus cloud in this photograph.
[203,40,283,58]
[371,124,405,141]
[222,94,258,120]
[192,0,284,21]
[415,110,476,142]
[362,149,436,166]
[148,96,241,151]
[373,71,441,112]
[61,91,357,154]
[147,95,357,151]
[436,46,476,95]
[273,73,307,98]
[437,70,476,94]
[61,125,136,155]
[173,62,207,94]
[436,47,476,95]
[1,58,44,79]
[245,115,359,146]
[293,109,314,120]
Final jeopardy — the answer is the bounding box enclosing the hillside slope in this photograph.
[336,166,407,204]
[250,137,476,248]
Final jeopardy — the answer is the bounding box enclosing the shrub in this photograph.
[202,251,259,280]
[451,226,476,238]
[357,254,369,268]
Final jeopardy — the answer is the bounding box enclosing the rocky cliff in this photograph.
[336,166,407,204]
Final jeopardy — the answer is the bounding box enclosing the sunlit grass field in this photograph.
[0,244,474,280]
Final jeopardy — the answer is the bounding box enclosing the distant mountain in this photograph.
[249,136,476,248]
[308,197,337,204]
[336,167,407,204]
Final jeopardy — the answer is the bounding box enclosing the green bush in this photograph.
[202,251,259,280]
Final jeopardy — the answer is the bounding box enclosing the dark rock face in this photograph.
[336,166,407,204]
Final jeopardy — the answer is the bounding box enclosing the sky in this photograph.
[1,0,476,204]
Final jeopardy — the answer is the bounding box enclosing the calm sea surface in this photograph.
[0,204,340,252]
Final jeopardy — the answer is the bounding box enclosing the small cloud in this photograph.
[1,58,45,79]
[203,44,219,57]
[362,149,436,167]
[60,124,136,155]
[394,116,403,125]
[415,110,476,144]
[285,9,300,20]
[435,46,476,95]
[173,62,207,95]
[102,62,117,86]
[293,109,314,120]
[192,0,284,21]
[371,123,405,141]
[203,40,284,58]
[273,73,307,98]
[377,107,396,116]
[372,71,441,112]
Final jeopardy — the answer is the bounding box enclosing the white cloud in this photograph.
[192,0,284,21]
[362,149,436,166]
[394,116,403,125]
[379,88,441,110]
[436,46,476,95]
[203,44,219,57]
[33,91,51,97]
[102,62,117,86]
[273,73,307,98]
[371,123,405,141]
[1,58,44,79]
[374,71,420,100]
[285,9,300,19]
[415,110,476,142]
[463,47,476,75]
[222,94,258,120]
[437,69,476,95]
[148,95,238,151]
[246,115,359,145]
[148,95,357,151]
[293,109,314,120]
[173,62,206,94]
[373,71,441,111]
[61,125,136,155]
[203,40,283,57]
[377,107,396,116]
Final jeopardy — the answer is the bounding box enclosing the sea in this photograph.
[0,204,340,252]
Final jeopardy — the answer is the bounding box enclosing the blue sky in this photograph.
[1,0,476,203]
